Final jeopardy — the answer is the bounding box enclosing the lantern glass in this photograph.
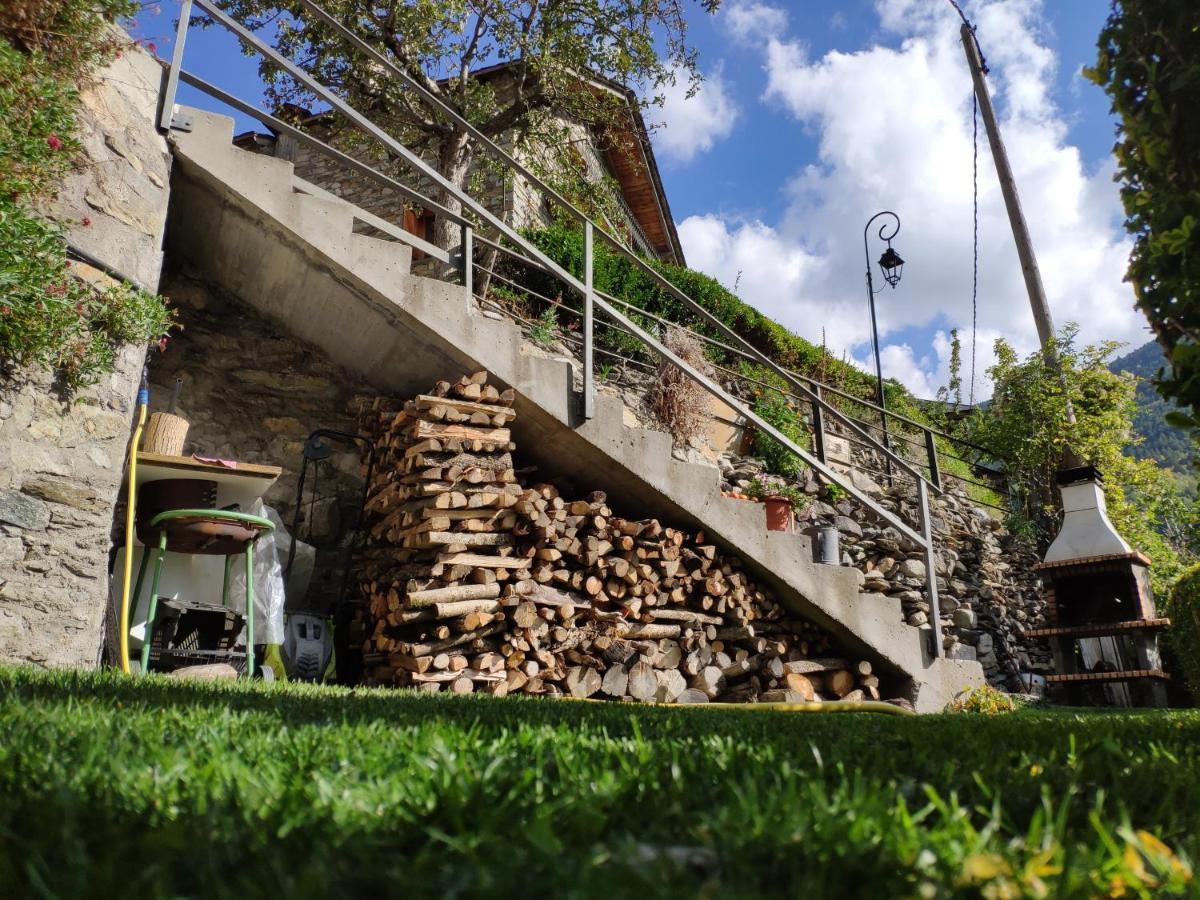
[878,245,904,288]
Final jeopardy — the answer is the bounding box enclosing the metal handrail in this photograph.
[472,234,933,486]
[189,58,1014,495]
[479,265,1012,504]
[479,248,1009,494]
[161,0,949,657]
[472,232,1005,463]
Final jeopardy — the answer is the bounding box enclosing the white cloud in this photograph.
[652,65,740,164]
[726,1,789,46]
[677,0,1146,399]
[879,343,941,398]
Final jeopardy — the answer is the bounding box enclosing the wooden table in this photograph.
[134,452,282,517]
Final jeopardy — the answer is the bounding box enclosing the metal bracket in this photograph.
[169,106,194,132]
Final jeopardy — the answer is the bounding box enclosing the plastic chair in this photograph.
[130,508,275,677]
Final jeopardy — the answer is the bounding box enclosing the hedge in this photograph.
[1167,563,1200,700]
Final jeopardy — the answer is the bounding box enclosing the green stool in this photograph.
[130,508,275,677]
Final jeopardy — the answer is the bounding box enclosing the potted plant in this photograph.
[746,475,809,532]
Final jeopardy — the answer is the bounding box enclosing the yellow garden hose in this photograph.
[118,377,149,674]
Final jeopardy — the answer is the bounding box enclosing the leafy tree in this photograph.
[1088,2,1200,455]
[215,0,719,248]
[947,328,962,409]
[934,328,963,431]
[970,326,1193,594]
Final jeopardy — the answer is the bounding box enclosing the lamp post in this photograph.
[863,210,904,449]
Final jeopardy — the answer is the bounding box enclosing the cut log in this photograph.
[784,673,816,701]
[828,670,856,698]
[655,668,687,703]
[407,583,501,609]
[601,664,629,697]
[627,661,658,701]
[760,689,810,704]
[690,666,725,699]
[566,666,603,698]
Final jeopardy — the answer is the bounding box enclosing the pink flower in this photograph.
[147,42,157,53]
[47,134,63,151]
[81,216,91,226]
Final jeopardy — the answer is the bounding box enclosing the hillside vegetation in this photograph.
[521,224,925,418]
[1110,340,1196,482]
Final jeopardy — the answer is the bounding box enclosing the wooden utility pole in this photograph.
[960,23,1077,428]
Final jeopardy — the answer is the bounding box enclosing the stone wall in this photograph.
[0,39,169,667]
[146,267,377,612]
[720,447,1050,690]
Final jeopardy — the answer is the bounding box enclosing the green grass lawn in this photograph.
[0,667,1196,898]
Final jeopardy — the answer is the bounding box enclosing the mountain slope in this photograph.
[1111,340,1195,475]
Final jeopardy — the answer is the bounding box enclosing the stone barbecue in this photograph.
[1027,466,1170,706]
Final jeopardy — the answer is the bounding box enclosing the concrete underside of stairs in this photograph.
[164,107,983,711]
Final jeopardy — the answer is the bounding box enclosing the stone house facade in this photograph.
[234,63,685,265]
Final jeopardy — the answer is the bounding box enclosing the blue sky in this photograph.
[662,0,1115,221]
[133,0,1146,399]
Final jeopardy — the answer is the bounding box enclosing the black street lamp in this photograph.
[863,210,904,449]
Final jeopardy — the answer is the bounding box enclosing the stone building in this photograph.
[233,62,686,265]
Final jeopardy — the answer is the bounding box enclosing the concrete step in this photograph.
[164,105,983,710]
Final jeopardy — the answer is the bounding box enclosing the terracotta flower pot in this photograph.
[764,496,794,532]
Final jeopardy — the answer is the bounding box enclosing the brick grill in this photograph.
[1033,469,1170,706]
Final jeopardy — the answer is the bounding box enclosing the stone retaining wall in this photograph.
[0,39,169,667]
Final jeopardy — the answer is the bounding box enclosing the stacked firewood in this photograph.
[355,371,886,704]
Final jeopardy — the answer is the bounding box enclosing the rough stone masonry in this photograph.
[0,38,169,667]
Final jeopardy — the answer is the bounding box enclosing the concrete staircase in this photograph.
[166,107,983,710]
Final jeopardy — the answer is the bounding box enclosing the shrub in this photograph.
[0,3,174,390]
[527,306,557,347]
[648,327,711,447]
[824,482,848,504]
[1166,564,1200,701]
[522,224,898,405]
[0,203,174,389]
[751,384,809,479]
[745,473,811,512]
[948,684,1018,715]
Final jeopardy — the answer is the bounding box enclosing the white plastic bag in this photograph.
[269,505,316,606]
[226,499,289,645]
